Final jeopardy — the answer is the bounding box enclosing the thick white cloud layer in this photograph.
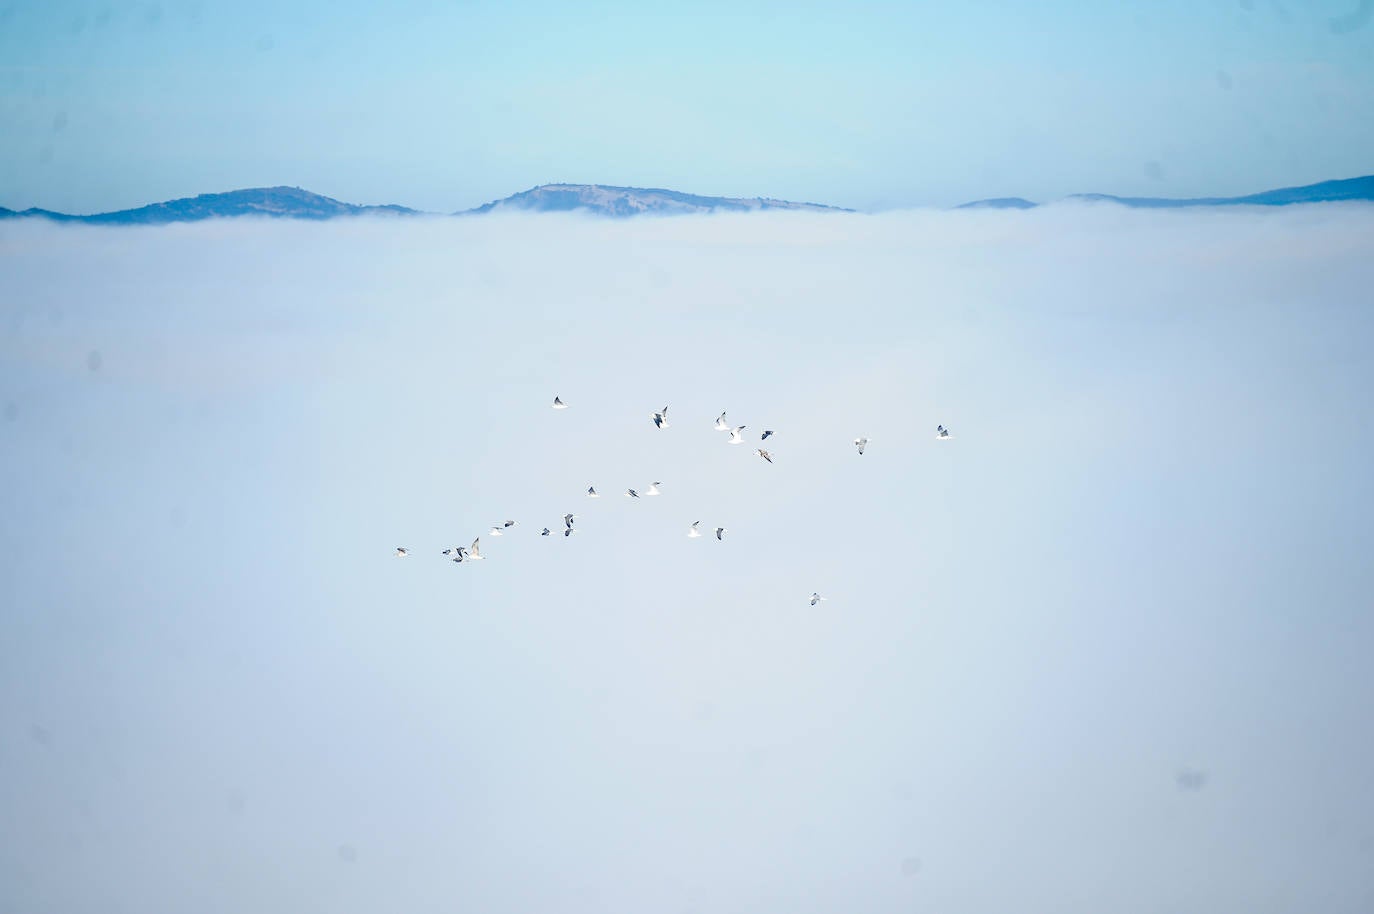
[2,206,1373,914]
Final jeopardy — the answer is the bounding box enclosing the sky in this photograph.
[1,0,1373,213]
[3,203,1374,913]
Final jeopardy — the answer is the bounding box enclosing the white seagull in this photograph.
[467,538,484,561]
[587,486,600,498]
[646,482,661,496]
[394,547,409,558]
[754,448,773,464]
[715,526,726,541]
[728,426,747,444]
[552,396,568,409]
[854,436,869,455]
[652,405,669,429]
[687,521,703,538]
[810,592,828,606]
[936,425,953,440]
[714,411,730,431]
[488,526,504,537]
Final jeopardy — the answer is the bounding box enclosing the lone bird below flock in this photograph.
[854,436,869,455]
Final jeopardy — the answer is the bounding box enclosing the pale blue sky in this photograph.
[2,1,1373,210]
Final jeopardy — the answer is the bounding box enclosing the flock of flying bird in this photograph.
[395,397,954,606]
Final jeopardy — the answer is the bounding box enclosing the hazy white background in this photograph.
[2,206,1373,914]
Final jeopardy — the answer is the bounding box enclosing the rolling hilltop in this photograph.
[957,175,1374,209]
[463,184,853,216]
[0,186,418,225]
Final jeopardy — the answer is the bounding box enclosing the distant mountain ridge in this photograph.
[0,186,418,225]
[956,175,1374,210]
[3,175,1372,225]
[462,183,853,216]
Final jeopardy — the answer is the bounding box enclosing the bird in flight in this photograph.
[646,482,661,496]
[626,488,640,498]
[687,521,702,538]
[652,406,669,429]
[714,412,730,432]
[394,547,409,557]
[810,592,828,606]
[552,396,568,409]
[715,526,726,541]
[466,538,484,561]
[563,513,576,529]
[854,436,869,455]
[728,426,747,444]
[488,525,505,537]
[754,448,773,464]
[936,425,952,439]
[587,486,600,498]
[761,430,774,441]
[540,527,551,536]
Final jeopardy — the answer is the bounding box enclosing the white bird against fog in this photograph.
[715,527,726,541]
[552,396,568,409]
[810,592,828,606]
[687,521,702,538]
[586,486,600,498]
[854,436,869,455]
[626,489,640,498]
[652,405,669,429]
[467,539,484,560]
[488,526,504,537]
[728,426,747,444]
[394,547,409,557]
[714,412,730,431]
[754,448,773,464]
[646,482,661,495]
[936,425,953,439]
